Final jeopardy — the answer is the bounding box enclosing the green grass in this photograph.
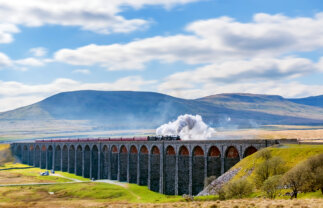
[0,182,183,204]
[232,144,323,182]
[0,163,72,183]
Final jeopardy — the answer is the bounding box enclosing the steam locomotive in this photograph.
[35,135,180,143]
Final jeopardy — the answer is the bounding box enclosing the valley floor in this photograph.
[0,162,322,208]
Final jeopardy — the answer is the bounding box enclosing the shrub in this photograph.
[224,178,253,199]
[283,162,306,198]
[204,175,217,188]
[256,149,272,160]
[262,175,282,199]
[254,156,285,187]
[283,153,323,198]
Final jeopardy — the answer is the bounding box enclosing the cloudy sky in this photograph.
[0,0,322,112]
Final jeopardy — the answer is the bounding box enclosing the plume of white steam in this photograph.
[156,114,216,140]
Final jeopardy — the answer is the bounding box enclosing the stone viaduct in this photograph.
[11,139,277,195]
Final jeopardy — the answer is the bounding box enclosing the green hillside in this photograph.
[232,144,323,182]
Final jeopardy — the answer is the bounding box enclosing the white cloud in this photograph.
[15,58,45,67]
[158,80,323,100]
[0,0,200,36]
[158,56,323,99]
[54,13,323,70]
[159,57,321,87]
[0,76,156,112]
[0,23,19,44]
[72,69,91,74]
[0,52,12,68]
[29,47,47,57]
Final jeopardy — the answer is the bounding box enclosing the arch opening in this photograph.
[100,145,109,179]
[139,146,148,185]
[165,146,176,195]
[91,145,99,179]
[54,145,61,171]
[84,145,91,178]
[224,146,240,172]
[41,145,46,169]
[29,145,34,166]
[244,146,257,158]
[129,145,138,183]
[150,146,160,192]
[76,146,83,176]
[178,146,189,195]
[207,146,221,178]
[110,145,118,180]
[62,145,68,172]
[119,145,128,181]
[34,145,40,167]
[192,146,205,195]
[47,145,53,170]
[68,145,75,173]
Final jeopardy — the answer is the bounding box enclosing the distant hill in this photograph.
[0,91,323,130]
[288,95,323,108]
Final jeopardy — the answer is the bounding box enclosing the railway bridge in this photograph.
[11,139,277,195]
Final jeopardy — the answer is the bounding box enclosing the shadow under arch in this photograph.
[178,145,189,195]
[224,146,240,172]
[192,146,205,195]
[165,145,176,195]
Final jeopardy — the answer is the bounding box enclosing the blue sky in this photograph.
[0,0,322,112]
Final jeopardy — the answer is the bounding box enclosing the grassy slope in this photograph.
[232,144,323,182]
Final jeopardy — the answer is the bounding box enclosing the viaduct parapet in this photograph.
[11,139,278,195]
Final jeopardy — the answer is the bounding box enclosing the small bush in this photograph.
[262,175,282,199]
[224,178,253,199]
[254,156,285,187]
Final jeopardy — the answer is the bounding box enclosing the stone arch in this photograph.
[151,146,160,154]
[208,146,221,157]
[47,145,53,170]
[68,145,75,173]
[22,145,28,164]
[150,146,160,192]
[110,145,118,180]
[224,146,240,172]
[119,145,128,181]
[192,146,205,195]
[84,145,91,178]
[165,145,176,195]
[54,145,61,171]
[41,145,46,169]
[178,145,189,195]
[16,145,22,162]
[243,146,257,158]
[34,145,41,167]
[179,145,189,156]
[29,145,34,166]
[100,145,109,179]
[91,145,99,179]
[139,145,149,185]
[207,146,221,178]
[129,145,138,183]
[166,146,176,155]
[76,145,83,176]
[62,145,68,172]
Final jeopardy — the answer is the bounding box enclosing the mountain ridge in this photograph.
[0,90,322,129]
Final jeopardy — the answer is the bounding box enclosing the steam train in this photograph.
[35,135,180,143]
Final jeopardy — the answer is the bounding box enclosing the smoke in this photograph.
[156,114,216,140]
